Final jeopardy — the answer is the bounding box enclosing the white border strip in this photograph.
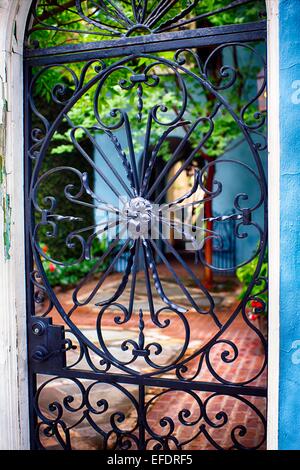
[0,0,31,450]
[266,0,280,450]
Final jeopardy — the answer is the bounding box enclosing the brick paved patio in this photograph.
[37,260,267,450]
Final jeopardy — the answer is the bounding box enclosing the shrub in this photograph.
[41,236,109,288]
[236,249,268,316]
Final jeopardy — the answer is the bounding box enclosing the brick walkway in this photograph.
[37,261,267,450]
[143,311,267,450]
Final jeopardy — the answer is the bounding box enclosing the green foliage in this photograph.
[42,236,109,288]
[194,0,265,27]
[31,0,266,161]
[31,1,266,271]
[29,1,265,49]
[236,250,268,314]
[35,134,95,261]
[34,50,264,163]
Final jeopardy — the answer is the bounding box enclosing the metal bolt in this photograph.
[32,320,46,336]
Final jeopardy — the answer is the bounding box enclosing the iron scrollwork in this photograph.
[25,3,268,451]
[34,378,266,450]
[26,1,266,46]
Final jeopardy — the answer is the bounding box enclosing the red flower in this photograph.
[249,313,259,321]
[250,300,263,309]
[42,245,48,253]
[49,263,56,272]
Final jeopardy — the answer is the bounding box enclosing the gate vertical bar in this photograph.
[138,383,146,450]
[23,59,37,450]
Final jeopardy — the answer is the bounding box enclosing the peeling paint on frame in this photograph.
[0,0,39,450]
[0,56,11,261]
[2,193,11,260]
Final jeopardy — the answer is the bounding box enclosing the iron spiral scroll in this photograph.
[26,35,268,450]
[26,0,266,44]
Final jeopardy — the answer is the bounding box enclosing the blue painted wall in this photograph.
[94,42,266,266]
[94,131,266,265]
[213,140,267,265]
[279,0,300,450]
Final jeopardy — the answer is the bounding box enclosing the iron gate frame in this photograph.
[24,1,268,451]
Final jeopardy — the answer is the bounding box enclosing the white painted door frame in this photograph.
[0,0,32,451]
[265,0,280,451]
[0,0,280,450]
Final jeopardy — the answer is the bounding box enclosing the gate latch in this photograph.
[29,317,74,371]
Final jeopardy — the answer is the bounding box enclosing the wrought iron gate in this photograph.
[24,1,268,450]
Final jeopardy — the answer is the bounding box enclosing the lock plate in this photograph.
[29,317,67,372]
